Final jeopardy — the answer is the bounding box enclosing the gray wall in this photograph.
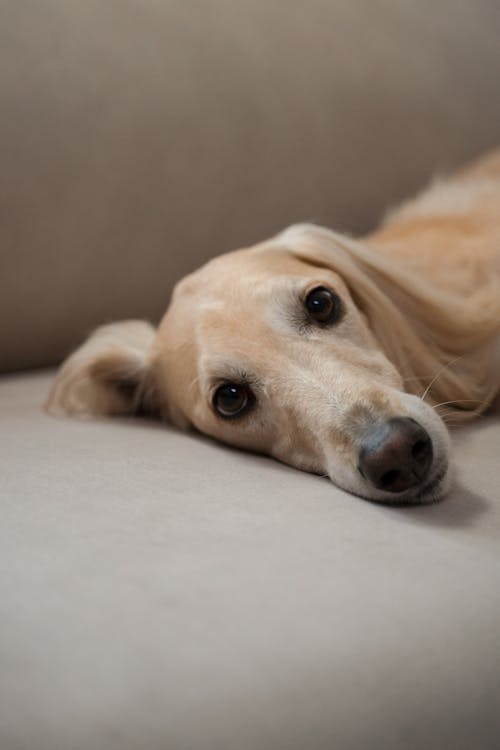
[1,0,499,371]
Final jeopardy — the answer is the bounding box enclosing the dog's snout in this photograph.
[358,417,433,493]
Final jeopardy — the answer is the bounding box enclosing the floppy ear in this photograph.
[46,320,162,418]
[275,223,500,420]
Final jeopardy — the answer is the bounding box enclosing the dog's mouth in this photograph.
[350,459,450,506]
[381,460,450,505]
[411,462,449,502]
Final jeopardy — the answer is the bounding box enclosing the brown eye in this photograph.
[213,383,253,419]
[305,286,341,325]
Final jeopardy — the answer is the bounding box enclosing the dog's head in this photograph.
[49,225,452,504]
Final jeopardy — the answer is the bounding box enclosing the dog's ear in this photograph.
[276,223,381,279]
[275,224,500,418]
[46,320,162,418]
[275,223,386,309]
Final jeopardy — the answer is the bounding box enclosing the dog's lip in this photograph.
[346,459,449,505]
[411,462,448,502]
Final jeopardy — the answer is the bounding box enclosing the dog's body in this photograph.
[368,149,500,302]
[49,149,500,504]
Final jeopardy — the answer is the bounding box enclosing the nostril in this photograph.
[412,438,430,462]
[380,469,400,488]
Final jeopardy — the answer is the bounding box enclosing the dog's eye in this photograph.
[305,286,341,325]
[213,383,253,419]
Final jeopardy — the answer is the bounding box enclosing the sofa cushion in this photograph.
[1,371,499,749]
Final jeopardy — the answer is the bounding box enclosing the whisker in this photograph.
[420,355,465,402]
[432,398,488,410]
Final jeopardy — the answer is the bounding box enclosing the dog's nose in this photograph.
[358,417,433,493]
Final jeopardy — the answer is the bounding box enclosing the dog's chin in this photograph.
[340,459,451,506]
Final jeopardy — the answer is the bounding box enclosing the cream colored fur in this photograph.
[46,321,159,417]
[47,149,500,503]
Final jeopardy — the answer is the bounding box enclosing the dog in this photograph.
[48,149,500,504]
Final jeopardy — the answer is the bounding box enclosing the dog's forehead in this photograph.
[165,252,286,345]
[173,245,313,300]
[160,243,349,353]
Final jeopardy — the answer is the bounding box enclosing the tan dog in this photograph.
[48,150,500,504]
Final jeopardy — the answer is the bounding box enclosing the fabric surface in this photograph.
[1,371,499,750]
[1,0,500,371]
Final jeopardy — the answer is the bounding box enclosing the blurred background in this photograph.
[1,0,499,372]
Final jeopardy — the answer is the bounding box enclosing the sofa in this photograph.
[1,2,499,749]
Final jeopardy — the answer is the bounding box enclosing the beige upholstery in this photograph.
[1,372,499,750]
[1,0,500,371]
[1,2,499,748]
